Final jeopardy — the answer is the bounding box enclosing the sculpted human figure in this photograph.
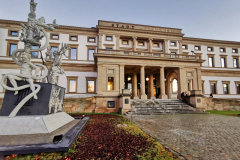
[7,53,40,99]
[45,43,70,84]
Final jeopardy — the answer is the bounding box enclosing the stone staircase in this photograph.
[129,99,204,115]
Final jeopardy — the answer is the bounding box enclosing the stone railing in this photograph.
[98,49,201,60]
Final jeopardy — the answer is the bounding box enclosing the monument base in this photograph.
[0,117,90,155]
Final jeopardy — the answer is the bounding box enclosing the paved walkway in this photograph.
[130,114,240,160]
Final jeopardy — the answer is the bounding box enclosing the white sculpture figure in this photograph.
[7,53,39,99]
[0,0,58,117]
[45,43,70,84]
[49,88,62,113]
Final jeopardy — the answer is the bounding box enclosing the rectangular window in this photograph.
[10,31,18,36]
[51,34,59,40]
[211,83,217,94]
[51,46,58,58]
[138,41,144,46]
[182,45,187,49]
[67,77,78,93]
[153,43,159,47]
[108,77,114,90]
[107,101,115,108]
[209,57,213,67]
[195,46,200,50]
[70,48,77,60]
[233,58,238,68]
[236,83,240,94]
[106,47,112,50]
[207,47,213,51]
[9,44,17,56]
[221,57,226,68]
[86,78,96,93]
[220,48,225,52]
[88,37,95,42]
[122,40,128,45]
[87,80,95,93]
[106,36,112,41]
[70,36,78,41]
[223,83,229,94]
[88,49,94,61]
[31,45,38,58]
[170,42,176,46]
[232,49,238,53]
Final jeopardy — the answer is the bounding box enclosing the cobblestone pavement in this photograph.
[129,114,240,160]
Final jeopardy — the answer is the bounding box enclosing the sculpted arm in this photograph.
[28,62,40,75]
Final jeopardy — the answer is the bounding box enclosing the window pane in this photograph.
[71,36,77,41]
[106,36,112,41]
[51,47,58,58]
[237,84,240,94]
[138,42,144,46]
[108,77,114,90]
[52,35,58,39]
[106,48,112,50]
[9,44,17,56]
[171,42,176,46]
[11,31,18,36]
[209,57,213,67]
[221,58,225,67]
[89,38,95,42]
[88,49,94,60]
[223,84,228,94]
[107,101,115,108]
[182,45,186,49]
[69,80,76,92]
[211,83,216,94]
[233,59,238,68]
[154,43,159,47]
[88,80,95,93]
[122,40,128,45]
[31,45,38,58]
[70,48,77,60]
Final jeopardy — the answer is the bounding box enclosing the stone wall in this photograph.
[62,97,96,113]
[0,98,3,110]
[202,97,240,111]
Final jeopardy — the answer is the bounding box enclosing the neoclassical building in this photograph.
[0,19,240,110]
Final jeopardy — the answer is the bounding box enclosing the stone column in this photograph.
[132,37,137,52]
[193,69,198,90]
[98,34,103,53]
[164,40,168,53]
[140,66,147,99]
[197,67,202,92]
[148,38,153,52]
[159,67,167,99]
[179,40,182,55]
[149,73,155,99]
[116,35,120,50]
[97,63,103,95]
[177,67,186,99]
[132,72,138,99]
[119,64,125,95]
[167,80,171,99]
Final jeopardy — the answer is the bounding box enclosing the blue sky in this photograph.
[1,0,240,41]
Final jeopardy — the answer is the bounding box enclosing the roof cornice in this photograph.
[183,37,240,45]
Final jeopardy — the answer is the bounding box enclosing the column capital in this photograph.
[119,64,125,67]
[164,39,168,42]
[98,33,103,36]
[160,66,165,68]
[178,40,183,43]
[115,35,121,38]
[148,38,153,41]
[132,36,137,40]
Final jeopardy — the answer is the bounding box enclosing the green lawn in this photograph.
[206,110,240,117]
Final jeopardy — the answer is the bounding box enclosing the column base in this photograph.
[133,96,139,99]
[150,96,156,100]
[159,94,168,99]
[177,94,182,99]
[140,94,147,99]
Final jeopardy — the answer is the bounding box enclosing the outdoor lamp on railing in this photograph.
[127,75,131,81]
[146,74,149,81]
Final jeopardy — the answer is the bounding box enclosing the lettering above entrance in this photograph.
[98,21,182,34]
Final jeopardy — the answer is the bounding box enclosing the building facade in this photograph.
[0,19,240,112]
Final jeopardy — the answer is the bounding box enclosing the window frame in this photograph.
[235,81,240,94]
[232,48,238,53]
[67,76,78,93]
[69,35,78,42]
[222,81,230,94]
[207,54,215,67]
[194,45,201,51]
[68,44,79,60]
[107,76,115,91]
[86,77,97,93]
[6,39,19,57]
[209,81,218,94]
[105,35,113,41]
[8,30,18,37]
[233,56,239,68]
[88,37,96,43]
[153,42,160,47]
[182,44,188,50]
[220,47,226,53]
[207,46,214,52]
[87,46,96,61]
[170,41,177,46]
[122,39,129,45]
[50,33,59,40]
[137,41,145,46]
[31,45,39,58]
[202,80,205,94]
[220,55,227,68]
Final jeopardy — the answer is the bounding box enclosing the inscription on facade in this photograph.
[111,24,172,32]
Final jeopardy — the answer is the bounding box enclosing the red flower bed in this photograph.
[63,114,151,160]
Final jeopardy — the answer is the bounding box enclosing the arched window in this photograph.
[172,79,178,93]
